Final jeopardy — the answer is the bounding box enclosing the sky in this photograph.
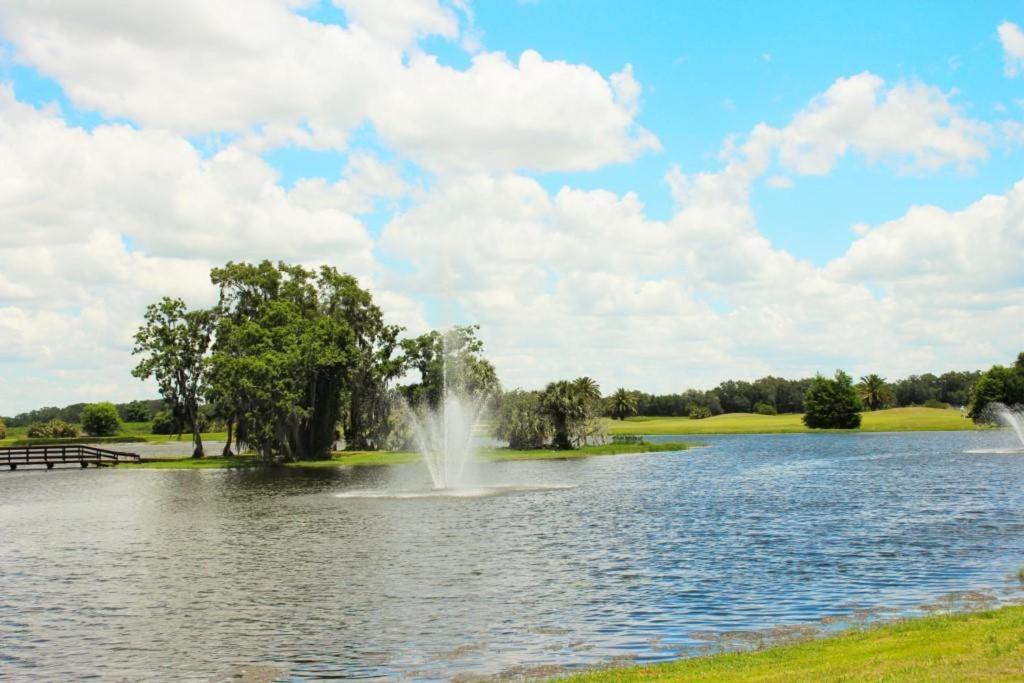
[1,1,1023,415]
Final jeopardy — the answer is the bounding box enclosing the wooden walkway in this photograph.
[0,444,141,470]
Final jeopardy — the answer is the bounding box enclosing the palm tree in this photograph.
[542,377,603,449]
[857,374,892,411]
[609,388,638,421]
[573,376,602,410]
[542,380,578,449]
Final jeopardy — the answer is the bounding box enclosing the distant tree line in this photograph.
[2,399,163,429]
[602,369,984,420]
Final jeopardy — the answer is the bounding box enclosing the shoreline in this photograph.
[555,601,1024,682]
[119,441,697,469]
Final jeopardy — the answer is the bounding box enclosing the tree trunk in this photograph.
[187,403,204,458]
[222,417,234,457]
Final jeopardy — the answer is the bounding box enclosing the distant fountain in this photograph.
[966,403,1024,454]
[991,403,1024,448]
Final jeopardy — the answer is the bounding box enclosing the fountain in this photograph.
[410,388,484,490]
[992,403,1024,448]
[966,402,1024,454]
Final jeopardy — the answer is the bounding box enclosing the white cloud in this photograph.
[775,73,989,174]
[766,175,793,189]
[374,52,659,171]
[333,0,458,49]
[827,181,1024,292]
[998,21,1024,77]
[0,90,418,413]
[0,1,655,173]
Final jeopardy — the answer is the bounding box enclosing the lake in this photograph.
[3,430,1024,680]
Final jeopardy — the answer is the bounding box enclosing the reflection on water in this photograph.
[3,430,1024,680]
[334,484,577,499]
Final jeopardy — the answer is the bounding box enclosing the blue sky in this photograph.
[0,1,1022,413]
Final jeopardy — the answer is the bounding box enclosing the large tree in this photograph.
[803,370,863,429]
[207,261,369,461]
[969,352,1024,420]
[132,298,216,458]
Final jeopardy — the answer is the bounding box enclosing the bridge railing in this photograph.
[0,444,141,469]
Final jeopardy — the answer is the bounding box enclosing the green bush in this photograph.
[803,370,863,429]
[923,398,950,410]
[120,400,153,422]
[26,419,79,439]
[688,405,712,420]
[494,389,552,449]
[81,402,122,437]
[151,408,182,435]
[0,418,6,440]
[754,401,778,415]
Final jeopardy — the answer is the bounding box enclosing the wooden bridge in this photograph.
[1,444,141,470]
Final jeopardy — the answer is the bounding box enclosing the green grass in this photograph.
[123,441,695,469]
[0,421,228,446]
[478,441,694,461]
[559,605,1024,682]
[607,407,977,435]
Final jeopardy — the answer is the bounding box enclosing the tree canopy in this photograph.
[803,370,863,429]
[132,298,215,457]
[969,352,1024,420]
[81,402,121,437]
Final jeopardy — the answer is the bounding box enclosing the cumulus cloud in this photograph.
[998,21,1024,77]
[775,72,989,174]
[0,0,655,173]
[0,90,422,412]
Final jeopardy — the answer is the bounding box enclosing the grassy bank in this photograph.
[0,422,228,446]
[122,441,695,469]
[561,605,1024,682]
[607,407,976,435]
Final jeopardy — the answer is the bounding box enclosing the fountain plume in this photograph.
[989,402,1024,447]
[408,331,486,490]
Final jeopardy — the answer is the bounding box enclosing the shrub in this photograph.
[120,400,153,422]
[81,402,122,437]
[26,419,79,439]
[494,389,552,449]
[754,401,777,416]
[151,408,182,435]
[688,405,712,420]
[803,370,863,429]
[923,398,950,410]
[0,418,6,440]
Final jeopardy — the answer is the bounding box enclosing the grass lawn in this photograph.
[559,605,1024,682]
[0,422,228,446]
[122,441,695,469]
[606,407,976,435]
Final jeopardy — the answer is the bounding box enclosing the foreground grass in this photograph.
[560,605,1024,682]
[123,441,694,469]
[607,407,976,435]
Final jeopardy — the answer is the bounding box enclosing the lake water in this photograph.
[3,430,1024,680]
